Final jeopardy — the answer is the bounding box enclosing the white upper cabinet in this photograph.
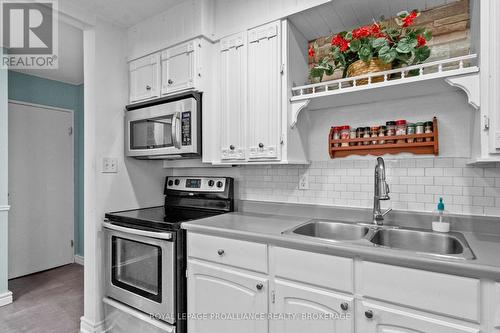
[161,40,197,95]
[129,54,161,103]
[219,33,247,161]
[247,21,281,161]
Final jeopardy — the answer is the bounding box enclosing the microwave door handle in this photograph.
[102,221,173,240]
[171,112,181,149]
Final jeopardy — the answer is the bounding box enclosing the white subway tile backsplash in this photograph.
[178,157,500,218]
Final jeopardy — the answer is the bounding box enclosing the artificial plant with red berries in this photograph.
[310,10,432,82]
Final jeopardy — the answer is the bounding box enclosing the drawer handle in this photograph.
[340,302,349,311]
[256,283,264,290]
[365,310,373,319]
[258,143,264,148]
[217,249,225,256]
[229,145,235,150]
[146,85,151,90]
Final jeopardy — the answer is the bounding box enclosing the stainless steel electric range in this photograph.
[103,176,234,333]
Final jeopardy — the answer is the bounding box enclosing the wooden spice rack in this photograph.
[329,117,439,158]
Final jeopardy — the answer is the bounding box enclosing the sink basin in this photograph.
[285,220,369,241]
[370,228,475,260]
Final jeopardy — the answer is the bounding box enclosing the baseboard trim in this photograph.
[80,316,106,333]
[0,291,13,307]
[74,255,84,266]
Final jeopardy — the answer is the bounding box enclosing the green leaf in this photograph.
[372,37,388,49]
[378,46,397,64]
[414,46,431,62]
[358,45,372,62]
[396,39,412,53]
[423,30,433,41]
[349,39,361,52]
[344,31,353,40]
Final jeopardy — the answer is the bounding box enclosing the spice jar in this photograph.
[386,121,396,143]
[378,126,386,144]
[349,128,357,146]
[363,127,371,145]
[395,120,407,144]
[415,122,424,142]
[332,127,340,147]
[356,127,364,146]
[424,121,433,142]
[371,126,379,145]
[407,123,416,143]
[340,125,350,147]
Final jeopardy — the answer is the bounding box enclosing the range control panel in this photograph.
[166,177,227,192]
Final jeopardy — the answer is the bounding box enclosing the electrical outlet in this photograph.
[299,174,310,190]
[102,158,118,173]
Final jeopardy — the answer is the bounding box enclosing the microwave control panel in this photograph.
[181,111,191,146]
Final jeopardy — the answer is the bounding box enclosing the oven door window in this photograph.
[130,115,174,150]
[111,236,162,303]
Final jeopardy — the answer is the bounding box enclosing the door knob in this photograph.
[168,79,173,85]
[258,143,264,148]
[365,310,373,319]
[256,283,263,290]
[229,145,235,150]
[146,85,151,90]
[340,302,349,311]
[217,249,225,256]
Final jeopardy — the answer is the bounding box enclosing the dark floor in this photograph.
[0,264,83,333]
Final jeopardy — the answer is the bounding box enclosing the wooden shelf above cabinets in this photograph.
[329,118,439,158]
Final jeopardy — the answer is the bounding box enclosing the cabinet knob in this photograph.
[146,85,151,90]
[229,145,235,150]
[217,249,225,256]
[256,283,264,290]
[168,79,173,85]
[258,143,264,148]
[365,310,373,319]
[340,302,349,311]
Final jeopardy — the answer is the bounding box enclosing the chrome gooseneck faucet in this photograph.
[373,157,392,225]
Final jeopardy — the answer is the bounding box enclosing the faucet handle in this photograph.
[382,208,392,217]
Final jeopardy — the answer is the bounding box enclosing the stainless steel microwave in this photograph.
[125,92,201,159]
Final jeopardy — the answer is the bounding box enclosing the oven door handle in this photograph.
[102,221,173,240]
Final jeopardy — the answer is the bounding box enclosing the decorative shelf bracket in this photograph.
[290,99,310,128]
[445,72,480,110]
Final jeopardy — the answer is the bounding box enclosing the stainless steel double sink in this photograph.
[282,219,475,260]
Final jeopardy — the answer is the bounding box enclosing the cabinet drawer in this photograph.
[358,262,480,322]
[273,247,353,293]
[187,233,267,273]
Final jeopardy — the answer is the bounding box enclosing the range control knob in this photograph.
[168,180,174,186]
[174,179,180,186]
[208,180,215,187]
[216,181,224,188]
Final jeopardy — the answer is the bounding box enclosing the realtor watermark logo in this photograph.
[0,0,58,69]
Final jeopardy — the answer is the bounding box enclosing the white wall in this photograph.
[83,18,170,330]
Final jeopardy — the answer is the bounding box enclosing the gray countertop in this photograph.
[182,201,500,280]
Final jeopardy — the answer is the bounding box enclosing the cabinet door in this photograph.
[219,33,246,161]
[129,54,160,103]
[187,260,268,333]
[356,301,479,333]
[161,40,196,95]
[247,21,281,161]
[273,279,353,333]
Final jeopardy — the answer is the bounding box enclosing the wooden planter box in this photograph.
[329,117,439,158]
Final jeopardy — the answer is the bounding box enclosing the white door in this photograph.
[272,279,354,333]
[187,260,268,333]
[247,21,282,161]
[129,54,161,103]
[356,301,479,333]
[8,102,74,279]
[161,40,196,95]
[219,32,246,161]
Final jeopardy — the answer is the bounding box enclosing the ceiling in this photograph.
[66,0,188,28]
[12,20,84,85]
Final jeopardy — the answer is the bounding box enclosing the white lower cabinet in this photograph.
[187,259,268,333]
[356,301,479,333]
[272,279,353,333]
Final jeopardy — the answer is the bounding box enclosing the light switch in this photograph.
[102,158,118,173]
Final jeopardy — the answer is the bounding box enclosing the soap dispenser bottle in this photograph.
[432,197,450,232]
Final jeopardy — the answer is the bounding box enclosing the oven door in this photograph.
[103,222,175,324]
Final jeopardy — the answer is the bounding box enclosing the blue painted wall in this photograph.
[8,71,84,256]
[0,49,9,295]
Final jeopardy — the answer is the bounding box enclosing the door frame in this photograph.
[7,99,75,274]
